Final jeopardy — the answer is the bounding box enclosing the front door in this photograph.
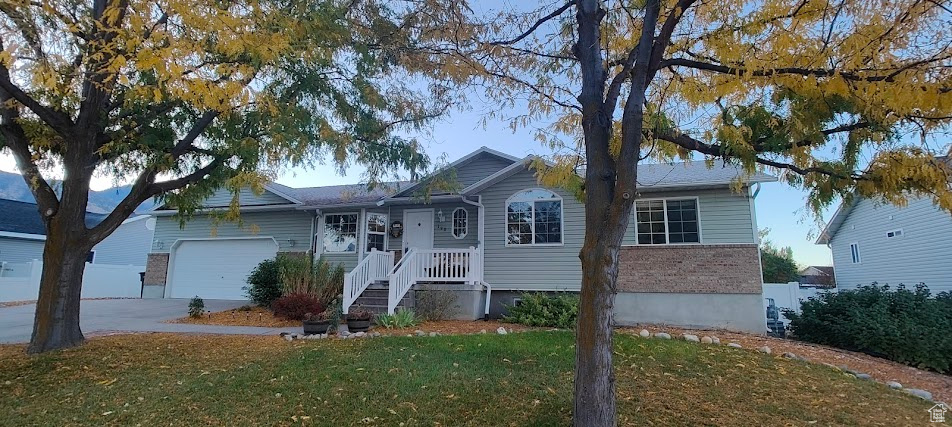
[404,209,434,252]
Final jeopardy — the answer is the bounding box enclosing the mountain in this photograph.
[0,170,157,213]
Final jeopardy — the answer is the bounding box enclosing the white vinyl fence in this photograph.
[0,260,144,302]
[762,282,834,324]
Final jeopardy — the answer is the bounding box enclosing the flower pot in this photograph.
[303,319,330,335]
[347,318,372,332]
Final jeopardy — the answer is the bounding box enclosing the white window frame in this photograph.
[849,242,862,264]
[505,188,565,247]
[365,212,388,253]
[321,212,359,254]
[633,197,703,245]
[885,229,904,239]
[86,250,96,264]
[452,207,468,239]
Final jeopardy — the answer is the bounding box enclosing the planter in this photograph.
[303,320,331,335]
[347,318,372,332]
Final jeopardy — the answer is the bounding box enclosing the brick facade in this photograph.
[617,244,761,294]
[144,253,170,286]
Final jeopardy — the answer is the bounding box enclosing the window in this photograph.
[86,251,96,263]
[506,189,563,245]
[635,198,699,244]
[452,208,468,239]
[886,229,904,239]
[850,242,861,263]
[366,213,387,252]
[323,213,358,253]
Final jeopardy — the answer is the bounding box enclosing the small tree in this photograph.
[0,0,461,353]
[760,229,800,283]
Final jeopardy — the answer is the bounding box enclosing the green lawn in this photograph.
[0,331,939,426]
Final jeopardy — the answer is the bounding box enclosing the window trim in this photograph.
[849,242,862,264]
[365,212,388,253]
[885,228,904,239]
[632,196,703,245]
[504,188,565,247]
[321,212,360,254]
[86,250,96,264]
[451,207,468,239]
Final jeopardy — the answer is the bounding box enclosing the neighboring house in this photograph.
[0,198,155,266]
[145,147,776,332]
[799,266,835,287]
[817,154,952,294]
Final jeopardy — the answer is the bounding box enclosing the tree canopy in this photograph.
[760,230,801,283]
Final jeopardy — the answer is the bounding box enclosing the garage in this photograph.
[167,238,278,299]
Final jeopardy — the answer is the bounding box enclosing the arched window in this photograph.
[506,189,563,246]
[452,208,468,239]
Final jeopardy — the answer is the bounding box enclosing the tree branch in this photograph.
[0,88,60,215]
[0,39,75,136]
[658,57,948,85]
[490,1,575,46]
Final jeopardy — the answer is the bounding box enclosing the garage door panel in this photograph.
[169,239,278,299]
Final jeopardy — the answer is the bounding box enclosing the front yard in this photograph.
[0,331,940,426]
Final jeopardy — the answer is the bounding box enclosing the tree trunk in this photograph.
[574,229,622,426]
[27,210,92,354]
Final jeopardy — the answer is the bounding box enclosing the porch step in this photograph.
[351,283,414,314]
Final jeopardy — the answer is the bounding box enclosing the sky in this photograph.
[0,102,837,268]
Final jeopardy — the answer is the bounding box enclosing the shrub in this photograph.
[277,255,345,304]
[271,293,325,321]
[785,283,952,373]
[244,258,282,307]
[188,296,205,318]
[416,289,456,320]
[502,292,578,329]
[346,306,374,321]
[375,310,419,328]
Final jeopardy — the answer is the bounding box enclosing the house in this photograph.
[0,198,155,267]
[145,147,776,332]
[817,155,952,294]
[799,266,835,287]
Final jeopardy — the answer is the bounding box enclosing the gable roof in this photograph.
[0,198,106,237]
[391,146,520,198]
[281,182,411,207]
[462,156,776,195]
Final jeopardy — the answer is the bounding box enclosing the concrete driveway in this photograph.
[0,299,298,344]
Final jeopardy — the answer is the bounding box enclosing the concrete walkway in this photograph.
[0,299,299,344]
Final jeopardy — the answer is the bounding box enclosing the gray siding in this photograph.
[479,171,758,291]
[452,154,514,188]
[829,196,952,294]
[152,210,313,254]
[92,218,154,266]
[200,187,292,208]
[480,169,585,291]
[0,237,45,263]
[623,187,756,245]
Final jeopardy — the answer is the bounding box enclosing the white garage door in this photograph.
[168,238,278,299]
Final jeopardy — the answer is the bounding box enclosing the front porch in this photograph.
[343,248,490,318]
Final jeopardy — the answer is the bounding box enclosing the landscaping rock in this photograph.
[781,352,802,360]
[654,332,671,340]
[355,332,366,338]
[496,327,508,335]
[480,329,487,334]
[886,381,903,390]
[339,331,351,337]
[639,329,650,338]
[283,335,293,342]
[854,373,872,381]
[905,388,933,401]
[711,337,720,345]
[727,343,742,348]
[757,346,771,354]
[700,336,713,344]
[429,332,438,337]
[415,330,426,336]
[372,332,381,337]
[683,334,700,343]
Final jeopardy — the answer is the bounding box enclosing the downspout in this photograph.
[462,195,491,319]
[359,208,367,262]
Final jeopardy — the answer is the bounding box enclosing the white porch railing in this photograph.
[387,247,481,314]
[343,249,394,314]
